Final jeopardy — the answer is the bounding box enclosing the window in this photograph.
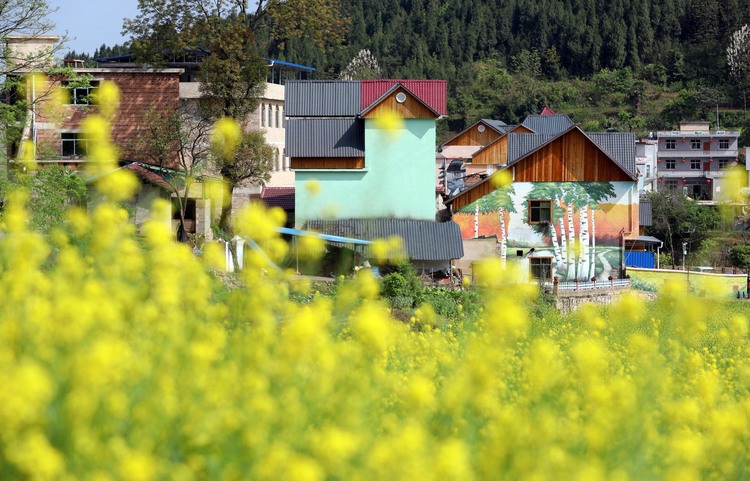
[62,80,99,105]
[529,257,553,280]
[646,165,651,178]
[528,200,551,224]
[719,158,730,169]
[665,179,678,190]
[61,132,88,157]
[260,104,266,127]
[690,159,700,170]
[665,159,676,169]
[691,139,701,150]
[719,139,729,149]
[275,106,280,128]
[665,139,676,150]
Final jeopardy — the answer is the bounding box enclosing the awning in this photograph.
[275,226,372,245]
[626,235,663,245]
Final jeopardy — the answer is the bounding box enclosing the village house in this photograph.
[445,114,642,281]
[285,79,464,272]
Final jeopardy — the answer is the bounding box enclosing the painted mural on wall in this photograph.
[454,182,636,281]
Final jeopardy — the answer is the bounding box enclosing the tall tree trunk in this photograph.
[219,181,241,272]
[474,205,479,238]
[566,203,576,279]
[499,208,507,267]
[559,199,567,274]
[579,203,590,280]
[590,207,598,279]
[550,221,563,270]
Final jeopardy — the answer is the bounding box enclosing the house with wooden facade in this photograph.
[285,79,464,271]
[446,115,639,282]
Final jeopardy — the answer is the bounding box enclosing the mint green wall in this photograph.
[295,119,436,226]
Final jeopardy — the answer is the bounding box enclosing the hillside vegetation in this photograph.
[261,0,750,140]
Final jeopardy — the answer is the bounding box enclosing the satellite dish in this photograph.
[477,125,486,132]
[395,92,407,103]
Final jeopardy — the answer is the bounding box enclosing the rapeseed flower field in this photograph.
[2,81,750,480]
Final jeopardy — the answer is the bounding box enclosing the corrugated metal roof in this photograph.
[482,119,511,133]
[639,197,652,227]
[586,132,637,178]
[306,218,464,261]
[521,114,575,134]
[285,80,361,117]
[261,186,295,210]
[361,80,447,116]
[359,83,441,118]
[507,133,559,164]
[286,119,364,157]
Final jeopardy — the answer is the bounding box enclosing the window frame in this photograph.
[529,256,553,280]
[665,179,678,190]
[665,159,676,170]
[690,139,701,150]
[719,139,729,149]
[61,132,89,158]
[690,159,701,170]
[718,158,730,169]
[62,79,99,106]
[528,199,552,225]
[665,139,676,150]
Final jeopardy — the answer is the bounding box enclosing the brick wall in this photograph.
[34,69,181,165]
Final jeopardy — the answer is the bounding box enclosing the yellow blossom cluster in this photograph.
[2,82,750,480]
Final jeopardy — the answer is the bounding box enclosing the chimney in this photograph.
[5,34,60,70]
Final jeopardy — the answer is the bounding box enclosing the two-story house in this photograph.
[446,114,639,281]
[285,79,464,272]
[656,121,741,201]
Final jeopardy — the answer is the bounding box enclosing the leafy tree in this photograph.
[131,105,213,240]
[340,49,382,80]
[0,166,86,234]
[124,0,348,241]
[647,190,719,268]
[0,0,66,76]
[729,243,750,269]
[727,24,750,124]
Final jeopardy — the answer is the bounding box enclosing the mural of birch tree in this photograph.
[459,186,517,263]
[523,182,615,280]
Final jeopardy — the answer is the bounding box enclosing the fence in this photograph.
[538,277,631,293]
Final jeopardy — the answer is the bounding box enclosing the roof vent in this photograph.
[477,125,486,132]
[395,92,407,103]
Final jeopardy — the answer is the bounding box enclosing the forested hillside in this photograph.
[262,0,750,140]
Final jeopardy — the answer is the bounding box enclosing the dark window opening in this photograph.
[530,257,553,280]
[528,200,552,224]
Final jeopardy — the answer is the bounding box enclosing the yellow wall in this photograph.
[627,267,747,298]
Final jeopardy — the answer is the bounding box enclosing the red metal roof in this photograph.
[125,163,173,191]
[540,105,557,116]
[361,80,447,116]
[260,186,295,210]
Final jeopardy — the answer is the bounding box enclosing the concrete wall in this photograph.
[627,267,747,298]
[295,118,436,226]
[455,236,501,277]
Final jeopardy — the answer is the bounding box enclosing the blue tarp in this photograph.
[275,226,372,246]
[625,251,655,269]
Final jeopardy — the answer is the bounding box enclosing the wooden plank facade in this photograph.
[291,157,365,169]
[361,88,438,120]
[444,122,502,146]
[472,137,508,165]
[450,129,633,211]
[513,129,632,183]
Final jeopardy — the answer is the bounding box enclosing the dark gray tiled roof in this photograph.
[306,218,464,261]
[286,119,364,157]
[521,114,575,134]
[285,80,361,117]
[507,133,559,164]
[639,196,652,226]
[586,132,637,178]
[482,119,511,133]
